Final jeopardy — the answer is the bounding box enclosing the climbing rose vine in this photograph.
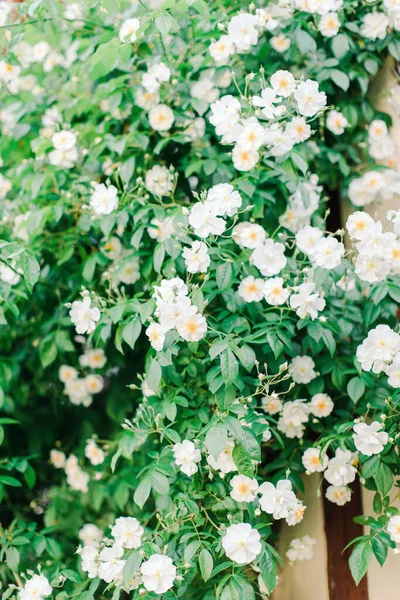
[1,0,400,598]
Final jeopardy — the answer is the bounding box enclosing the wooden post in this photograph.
[323,480,369,600]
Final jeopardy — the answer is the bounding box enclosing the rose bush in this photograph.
[0,0,400,598]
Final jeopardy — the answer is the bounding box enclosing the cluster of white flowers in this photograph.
[222,523,262,565]
[368,119,395,161]
[49,129,78,169]
[63,454,90,493]
[286,535,316,562]
[357,324,400,387]
[79,515,177,594]
[146,277,207,351]
[69,293,101,335]
[296,225,345,270]
[276,391,333,439]
[59,348,105,407]
[360,4,400,41]
[188,182,242,238]
[209,72,326,172]
[347,210,400,283]
[18,574,52,600]
[348,168,400,208]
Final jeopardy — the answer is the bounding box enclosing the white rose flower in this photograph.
[111,517,144,549]
[146,323,165,352]
[289,282,325,320]
[289,355,317,384]
[209,36,235,63]
[50,449,66,469]
[140,555,176,595]
[69,296,100,335]
[188,202,226,238]
[145,165,174,196]
[79,523,103,547]
[302,447,329,473]
[148,104,174,131]
[251,239,287,277]
[259,479,298,519]
[227,14,259,52]
[353,421,389,456]
[270,70,296,98]
[263,277,290,306]
[230,474,259,503]
[325,485,352,505]
[324,448,356,486]
[18,575,52,600]
[206,183,242,217]
[207,439,237,474]
[294,80,327,117]
[326,110,348,134]
[173,439,201,476]
[182,241,210,274]
[52,130,77,151]
[319,12,340,37]
[176,313,207,342]
[238,276,265,303]
[286,536,316,562]
[90,183,119,216]
[387,515,400,544]
[222,523,262,564]
[119,18,141,43]
[85,439,105,465]
[310,393,334,417]
[97,545,125,584]
[360,12,388,40]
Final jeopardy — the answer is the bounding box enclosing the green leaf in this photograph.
[147,358,162,395]
[220,349,239,384]
[6,547,19,571]
[232,443,254,477]
[347,377,365,403]
[205,422,228,460]
[23,252,40,293]
[217,263,234,291]
[372,536,388,567]
[122,319,141,350]
[0,475,21,487]
[120,157,135,185]
[332,34,350,59]
[349,540,372,585]
[133,476,152,509]
[123,551,142,587]
[330,69,350,91]
[199,549,213,582]
[39,336,58,368]
[321,328,336,356]
[374,462,393,497]
[295,28,317,54]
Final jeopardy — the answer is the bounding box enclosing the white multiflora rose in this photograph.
[140,555,176,594]
[145,165,174,196]
[182,241,210,273]
[97,545,125,584]
[230,474,259,503]
[238,276,265,303]
[227,14,259,51]
[52,130,77,151]
[111,517,144,549]
[387,515,400,543]
[222,523,262,564]
[294,80,327,117]
[251,239,287,276]
[360,12,388,40]
[206,183,242,217]
[85,439,105,465]
[90,183,119,215]
[289,355,316,384]
[188,202,226,238]
[286,536,316,562]
[289,282,325,320]
[302,447,329,473]
[119,18,140,42]
[326,110,348,134]
[19,575,52,600]
[173,439,201,476]
[325,485,351,506]
[79,523,103,547]
[259,479,298,519]
[353,421,389,456]
[69,296,100,335]
[310,393,334,417]
[148,104,174,131]
[263,277,290,306]
[79,544,99,578]
[324,448,356,486]
[207,439,237,474]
